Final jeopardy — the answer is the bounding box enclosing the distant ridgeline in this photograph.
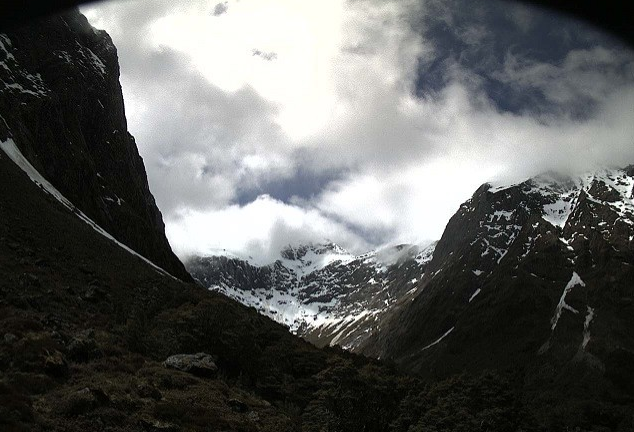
[187,241,436,350]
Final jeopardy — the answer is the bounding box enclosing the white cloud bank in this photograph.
[81,0,634,263]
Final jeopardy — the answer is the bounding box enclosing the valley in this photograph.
[1,6,633,432]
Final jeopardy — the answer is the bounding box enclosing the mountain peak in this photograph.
[279,241,349,261]
[277,242,355,279]
[486,166,634,230]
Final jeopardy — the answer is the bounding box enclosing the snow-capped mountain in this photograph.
[360,166,634,385]
[186,241,436,349]
[188,166,634,371]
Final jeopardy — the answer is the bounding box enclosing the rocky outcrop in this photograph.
[163,353,218,376]
[0,9,191,281]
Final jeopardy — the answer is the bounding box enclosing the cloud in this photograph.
[491,46,634,118]
[119,48,294,213]
[252,49,277,61]
[80,0,634,260]
[166,195,372,264]
[212,2,228,16]
[412,0,634,117]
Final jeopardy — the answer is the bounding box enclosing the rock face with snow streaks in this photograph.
[187,167,634,398]
[0,9,191,281]
[186,242,435,350]
[359,168,634,398]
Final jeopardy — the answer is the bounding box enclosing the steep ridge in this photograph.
[360,168,634,406]
[0,10,190,281]
[186,242,435,350]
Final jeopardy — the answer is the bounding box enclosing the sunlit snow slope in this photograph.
[187,242,436,350]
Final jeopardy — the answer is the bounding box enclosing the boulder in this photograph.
[227,398,249,413]
[43,350,68,377]
[163,353,218,377]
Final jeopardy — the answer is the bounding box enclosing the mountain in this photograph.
[186,241,435,350]
[0,135,424,432]
[189,169,634,384]
[0,10,190,281]
[189,168,634,427]
[2,7,633,431]
[0,9,546,432]
[359,168,634,411]
[0,10,417,432]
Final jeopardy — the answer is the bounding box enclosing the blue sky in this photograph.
[82,0,634,262]
[413,0,633,119]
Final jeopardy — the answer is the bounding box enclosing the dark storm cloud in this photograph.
[235,165,348,205]
[413,0,634,119]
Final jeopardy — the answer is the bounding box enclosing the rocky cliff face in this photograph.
[0,9,191,281]
[360,168,634,396]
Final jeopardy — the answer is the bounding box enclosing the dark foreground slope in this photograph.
[0,138,541,431]
[0,10,190,281]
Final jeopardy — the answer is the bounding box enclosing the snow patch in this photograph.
[103,195,123,206]
[551,272,584,331]
[491,209,514,221]
[85,47,107,74]
[406,286,418,296]
[468,288,481,303]
[55,50,73,63]
[0,34,16,72]
[582,306,595,350]
[421,327,454,351]
[560,237,575,252]
[414,241,436,265]
[279,247,355,279]
[542,192,578,228]
[488,180,524,193]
